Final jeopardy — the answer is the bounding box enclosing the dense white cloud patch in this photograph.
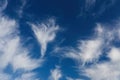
[108,47,120,62]
[0,72,11,80]
[30,19,59,57]
[49,66,62,80]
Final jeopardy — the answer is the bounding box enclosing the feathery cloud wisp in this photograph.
[0,13,42,80]
[31,19,59,57]
[65,24,105,64]
[61,21,120,80]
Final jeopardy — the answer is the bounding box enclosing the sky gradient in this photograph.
[0,0,120,80]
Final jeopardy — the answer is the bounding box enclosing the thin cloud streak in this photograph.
[17,0,27,18]
[79,0,117,17]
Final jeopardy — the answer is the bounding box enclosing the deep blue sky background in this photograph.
[3,0,120,80]
[5,0,120,44]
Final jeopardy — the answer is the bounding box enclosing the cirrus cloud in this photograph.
[30,19,59,58]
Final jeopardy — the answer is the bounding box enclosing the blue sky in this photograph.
[0,0,120,80]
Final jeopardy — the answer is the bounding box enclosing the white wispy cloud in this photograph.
[49,66,62,80]
[78,38,103,64]
[11,51,42,71]
[65,24,104,64]
[0,11,42,80]
[1,0,120,80]
[0,1,58,80]
[0,37,19,69]
[84,47,120,80]
[85,47,120,80]
[0,17,17,38]
[82,23,120,80]
[30,19,59,57]
[63,20,120,80]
